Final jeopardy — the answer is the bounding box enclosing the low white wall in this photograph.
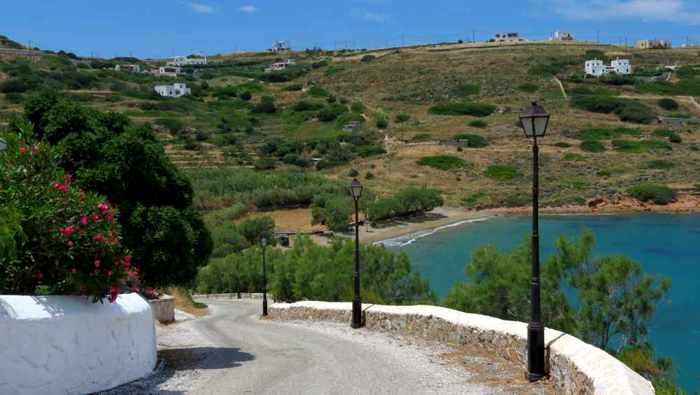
[270,301,655,395]
[0,294,157,395]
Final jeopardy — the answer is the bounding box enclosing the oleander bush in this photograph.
[0,132,136,302]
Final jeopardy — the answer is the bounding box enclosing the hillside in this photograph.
[1,40,699,217]
[0,34,24,49]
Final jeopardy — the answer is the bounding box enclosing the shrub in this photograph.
[451,83,480,97]
[365,171,375,180]
[0,136,135,302]
[563,153,585,161]
[375,114,388,129]
[308,86,329,97]
[453,133,488,148]
[628,184,677,205]
[517,83,538,93]
[284,83,303,91]
[484,164,520,180]
[571,96,657,124]
[318,103,348,122]
[254,158,276,170]
[468,119,488,128]
[657,98,679,111]
[361,55,376,63]
[429,102,497,117]
[282,153,309,167]
[351,102,366,114]
[580,127,641,141]
[612,139,672,153]
[654,129,682,143]
[395,113,410,123]
[293,100,324,112]
[252,96,277,114]
[348,168,359,177]
[367,187,444,223]
[580,140,606,153]
[311,194,353,232]
[417,155,467,171]
[239,91,252,101]
[412,133,432,141]
[555,142,572,148]
[646,160,674,170]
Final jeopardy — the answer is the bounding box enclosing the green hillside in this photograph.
[1,40,699,211]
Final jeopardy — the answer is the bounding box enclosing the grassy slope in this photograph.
[2,41,699,210]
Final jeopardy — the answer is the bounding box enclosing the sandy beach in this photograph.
[353,193,700,244]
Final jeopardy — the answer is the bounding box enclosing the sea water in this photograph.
[384,214,700,392]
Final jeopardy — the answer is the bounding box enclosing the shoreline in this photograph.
[361,194,700,245]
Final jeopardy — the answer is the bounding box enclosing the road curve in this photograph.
[185,299,494,395]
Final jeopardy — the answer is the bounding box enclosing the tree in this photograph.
[311,194,353,232]
[16,92,212,287]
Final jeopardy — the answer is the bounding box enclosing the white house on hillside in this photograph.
[154,83,191,98]
[156,66,181,77]
[167,55,208,67]
[491,33,527,43]
[270,41,290,53]
[551,31,575,41]
[264,59,296,73]
[585,58,631,77]
[115,64,141,73]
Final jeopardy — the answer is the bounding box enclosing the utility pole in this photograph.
[472,29,476,43]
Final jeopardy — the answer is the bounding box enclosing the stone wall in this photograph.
[270,301,654,395]
[0,294,157,394]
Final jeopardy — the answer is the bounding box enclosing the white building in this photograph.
[154,83,191,98]
[491,33,527,43]
[155,66,181,77]
[264,59,296,73]
[585,58,632,77]
[114,64,141,73]
[167,55,208,67]
[270,41,290,53]
[551,31,575,41]
[636,40,671,50]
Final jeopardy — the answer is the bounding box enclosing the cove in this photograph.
[385,214,700,392]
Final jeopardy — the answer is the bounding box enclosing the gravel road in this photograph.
[104,299,551,395]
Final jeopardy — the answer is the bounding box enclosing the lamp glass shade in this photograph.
[519,102,550,138]
[350,178,363,200]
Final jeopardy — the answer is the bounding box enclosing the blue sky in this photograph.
[3,0,700,58]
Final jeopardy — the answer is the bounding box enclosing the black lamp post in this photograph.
[349,178,364,329]
[261,236,268,317]
[519,102,550,382]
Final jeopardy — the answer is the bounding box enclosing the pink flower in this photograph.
[91,213,100,222]
[107,270,113,277]
[80,216,89,226]
[108,286,120,303]
[67,240,74,248]
[94,259,101,268]
[123,256,132,269]
[59,226,75,237]
[127,270,138,280]
[97,203,109,213]
[19,146,27,155]
[93,233,105,242]
[106,213,114,223]
[35,271,43,280]
[70,268,77,274]
[52,182,68,193]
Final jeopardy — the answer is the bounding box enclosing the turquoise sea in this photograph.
[384,214,700,392]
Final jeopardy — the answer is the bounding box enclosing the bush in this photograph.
[451,83,480,97]
[239,91,252,101]
[348,168,359,177]
[21,93,212,287]
[484,164,520,180]
[517,83,538,93]
[555,142,572,148]
[375,114,388,129]
[293,100,324,112]
[468,119,488,128]
[571,96,657,124]
[395,113,410,123]
[563,153,585,161]
[453,133,488,148]
[412,133,432,141]
[580,140,606,153]
[0,135,135,302]
[628,184,677,205]
[254,158,276,170]
[653,129,682,143]
[429,102,497,117]
[417,155,467,171]
[612,139,672,153]
[318,103,348,122]
[351,102,366,114]
[646,160,674,170]
[308,86,329,97]
[252,96,276,114]
[367,187,443,223]
[282,153,309,167]
[311,194,353,232]
[361,55,376,63]
[579,127,641,141]
[657,98,679,111]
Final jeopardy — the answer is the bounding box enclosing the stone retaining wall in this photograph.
[193,292,268,300]
[270,301,654,395]
[0,294,156,394]
[148,294,175,323]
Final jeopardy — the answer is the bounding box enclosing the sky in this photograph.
[3,0,700,58]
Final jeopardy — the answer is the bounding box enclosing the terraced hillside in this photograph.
[1,39,700,211]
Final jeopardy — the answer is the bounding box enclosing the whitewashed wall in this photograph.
[0,294,157,395]
[271,302,655,395]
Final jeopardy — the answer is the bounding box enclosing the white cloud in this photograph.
[189,2,215,14]
[239,5,258,14]
[548,0,700,24]
[352,8,390,23]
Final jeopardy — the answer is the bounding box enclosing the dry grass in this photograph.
[167,287,209,317]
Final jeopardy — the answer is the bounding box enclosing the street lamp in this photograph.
[519,102,550,382]
[261,237,268,317]
[349,178,363,329]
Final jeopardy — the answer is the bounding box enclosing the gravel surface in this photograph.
[101,299,553,395]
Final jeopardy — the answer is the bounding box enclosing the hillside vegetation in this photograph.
[1,40,699,219]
